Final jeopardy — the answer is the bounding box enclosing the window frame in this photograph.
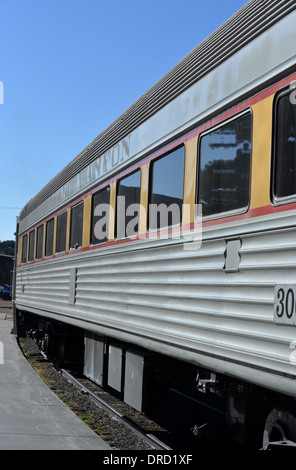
[272,85,296,205]
[148,145,185,232]
[116,169,141,240]
[36,224,44,260]
[45,217,55,257]
[55,210,68,254]
[196,109,252,221]
[90,186,110,246]
[21,234,28,264]
[69,201,84,250]
[28,229,35,262]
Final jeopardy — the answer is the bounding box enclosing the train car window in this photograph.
[198,112,252,217]
[21,234,28,264]
[45,218,54,256]
[91,187,110,245]
[273,88,296,201]
[28,230,35,262]
[116,170,141,239]
[36,225,44,260]
[149,146,185,230]
[70,201,83,249]
[56,211,67,253]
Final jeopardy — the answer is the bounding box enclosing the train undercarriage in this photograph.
[14,308,296,450]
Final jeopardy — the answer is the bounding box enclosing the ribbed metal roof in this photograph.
[19,0,296,221]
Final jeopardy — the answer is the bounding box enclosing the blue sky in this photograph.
[0,0,247,242]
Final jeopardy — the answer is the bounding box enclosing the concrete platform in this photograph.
[0,313,111,450]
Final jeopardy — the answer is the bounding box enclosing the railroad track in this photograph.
[61,368,172,451]
[19,336,240,450]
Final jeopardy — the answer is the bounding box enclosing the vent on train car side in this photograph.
[69,267,77,305]
[224,239,241,273]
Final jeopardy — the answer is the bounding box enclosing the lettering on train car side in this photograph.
[94,135,131,179]
[274,285,296,324]
[52,135,131,211]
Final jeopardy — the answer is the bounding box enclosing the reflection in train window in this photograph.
[28,230,35,262]
[116,170,141,239]
[21,234,28,264]
[198,112,252,217]
[274,89,296,201]
[36,225,44,260]
[149,146,185,230]
[56,211,67,253]
[45,218,54,256]
[91,187,110,245]
[70,202,83,249]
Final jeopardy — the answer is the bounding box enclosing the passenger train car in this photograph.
[13,0,296,448]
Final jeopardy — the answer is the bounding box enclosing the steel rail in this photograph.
[60,368,172,451]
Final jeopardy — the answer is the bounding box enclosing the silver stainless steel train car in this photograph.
[13,0,296,448]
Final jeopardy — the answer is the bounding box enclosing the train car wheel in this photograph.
[262,407,296,450]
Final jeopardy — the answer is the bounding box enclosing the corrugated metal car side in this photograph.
[15,210,296,397]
